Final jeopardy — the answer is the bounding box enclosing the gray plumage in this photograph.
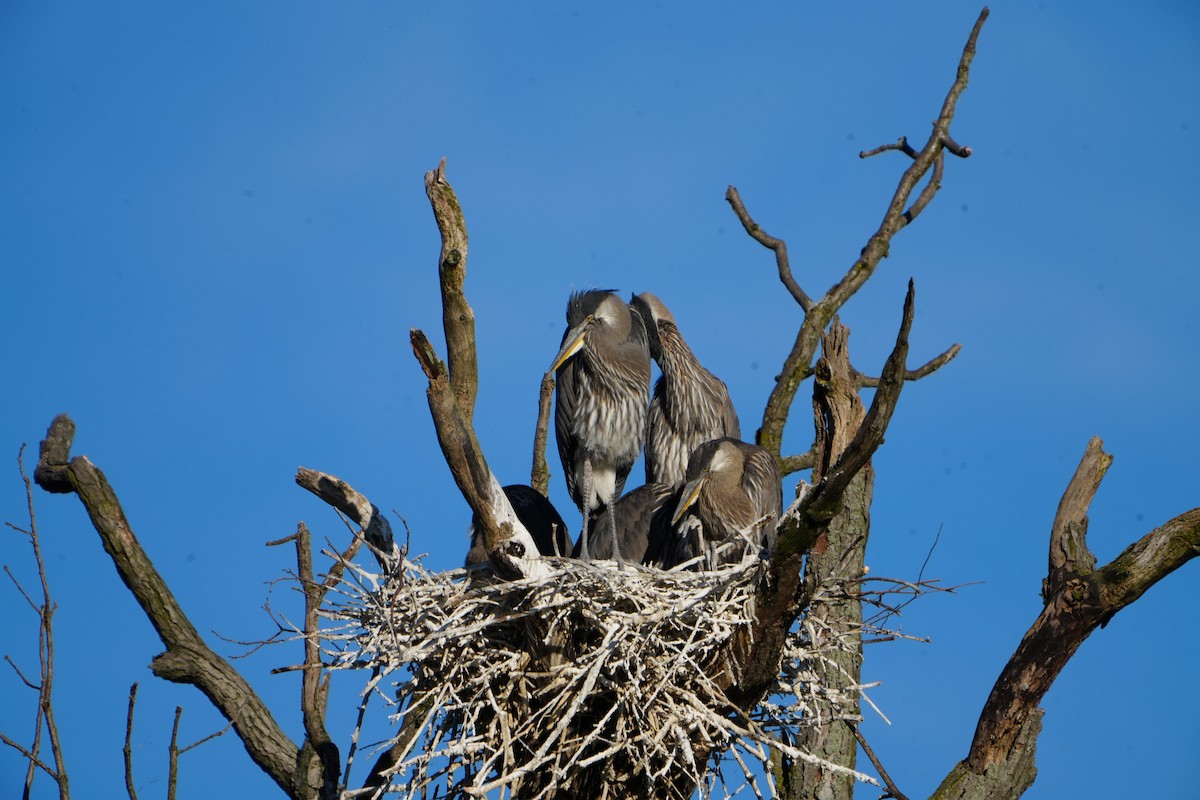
[571,482,675,564]
[630,292,740,488]
[550,290,652,563]
[465,485,572,567]
[656,437,782,569]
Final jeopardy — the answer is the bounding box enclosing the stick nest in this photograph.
[323,553,873,799]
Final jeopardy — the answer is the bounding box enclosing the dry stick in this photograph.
[2,446,70,800]
[31,414,308,800]
[295,521,342,795]
[848,722,909,800]
[725,185,812,312]
[124,683,140,800]
[855,343,961,389]
[167,707,182,800]
[531,371,555,496]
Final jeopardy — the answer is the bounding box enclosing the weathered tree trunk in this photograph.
[779,321,869,800]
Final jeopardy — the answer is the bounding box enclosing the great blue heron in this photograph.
[465,484,572,567]
[549,290,651,565]
[570,482,675,564]
[630,292,740,487]
[649,437,782,569]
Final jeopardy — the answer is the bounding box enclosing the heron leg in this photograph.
[579,458,592,561]
[609,500,624,570]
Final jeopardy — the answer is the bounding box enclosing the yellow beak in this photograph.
[672,473,708,525]
[548,318,592,373]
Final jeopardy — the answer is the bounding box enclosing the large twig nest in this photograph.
[323,551,874,799]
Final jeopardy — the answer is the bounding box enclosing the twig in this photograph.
[724,186,812,311]
[859,136,918,159]
[848,722,909,800]
[124,683,139,800]
[530,372,555,496]
[2,445,70,800]
[854,343,961,388]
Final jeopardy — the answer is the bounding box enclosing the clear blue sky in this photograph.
[2,3,1197,798]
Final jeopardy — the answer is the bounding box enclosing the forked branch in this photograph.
[728,7,987,473]
[932,438,1200,799]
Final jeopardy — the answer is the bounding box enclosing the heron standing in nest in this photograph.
[630,292,740,488]
[549,290,651,565]
[648,437,782,569]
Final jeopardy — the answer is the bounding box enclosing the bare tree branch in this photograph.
[849,722,910,800]
[426,157,478,423]
[927,436,1200,800]
[294,522,341,799]
[413,162,547,580]
[855,343,962,389]
[531,371,555,496]
[732,7,987,471]
[294,467,394,564]
[124,683,139,800]
[2,445,70,800]
[31,415,313,800]
[725,185,812,311]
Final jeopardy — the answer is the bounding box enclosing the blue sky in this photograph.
[2,3,1197,798]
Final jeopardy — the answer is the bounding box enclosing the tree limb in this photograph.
[932,436,1200,798]
[294,467,395,564]
[732,7,987,470]
[414,162,548,580]
[32,414,313,800]
[425,157,478,423]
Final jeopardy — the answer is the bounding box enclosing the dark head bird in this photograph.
[657,437,781,569]
[570,482,675,564]
[465,484,573,567]
[630,292,740,488]
[549,290,651,565]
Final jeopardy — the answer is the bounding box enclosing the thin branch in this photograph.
[167,707,182,800]
[778,446,819,476]
[737,8,987,466]
[795,281,914,532]
[848,722,909,800]
[724,185,813,311]
[3,445,70,800]
[855,343,962,388]
[296,522,341,797]
[530,372,555,496]
[124,683,139,800]
[859,136,918,160]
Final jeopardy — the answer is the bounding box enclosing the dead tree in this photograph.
[5,6,1198,800]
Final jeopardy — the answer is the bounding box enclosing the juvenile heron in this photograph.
[550,290,651,564]
[571,482,675,564]
[465,484,572,567]
[660,437,782,568]
[630,292,740,487]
